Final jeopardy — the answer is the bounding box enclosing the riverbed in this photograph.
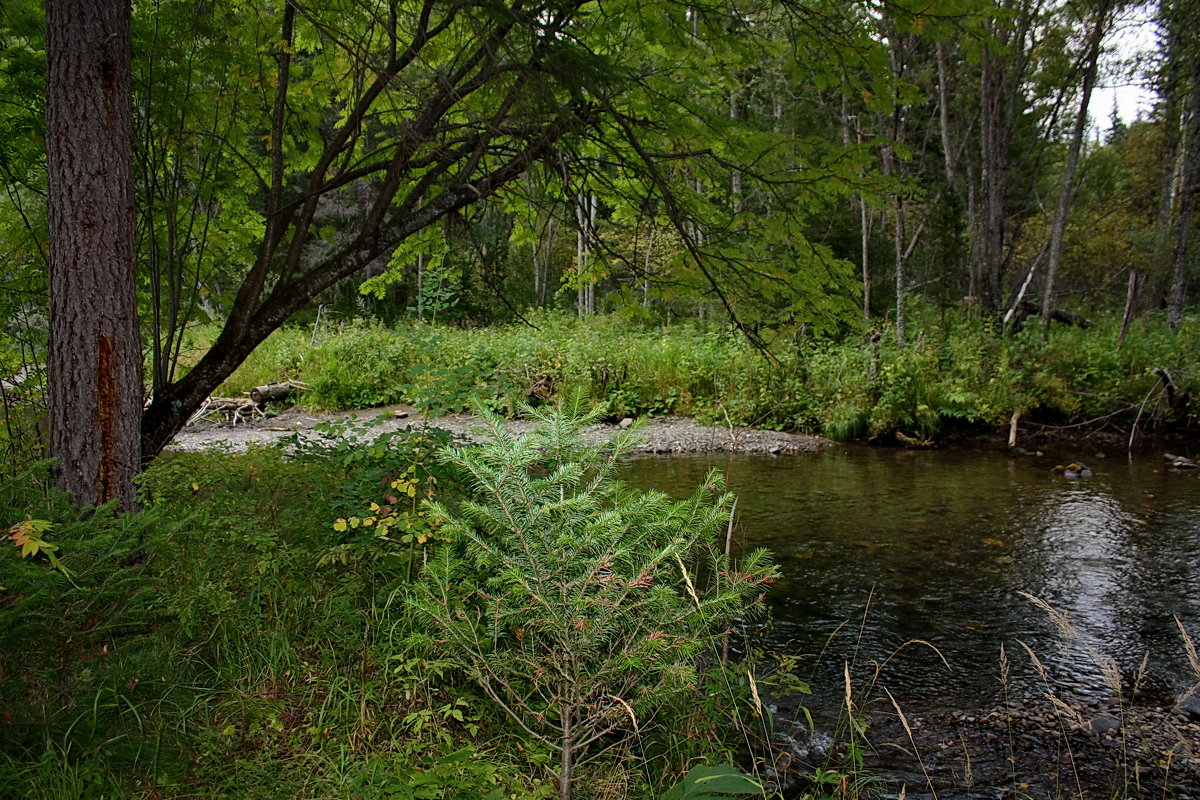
[623,445,1200,798]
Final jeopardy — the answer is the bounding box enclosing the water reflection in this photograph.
[622,446,1200,713]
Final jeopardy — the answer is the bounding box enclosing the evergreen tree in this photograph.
[409,399,777,800]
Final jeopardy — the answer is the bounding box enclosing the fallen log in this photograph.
[896,430,934,448]
[1010,301,1093,331]
[1163,453,1199,469]
[251,382,293,404]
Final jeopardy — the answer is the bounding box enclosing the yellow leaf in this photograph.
[369,502,380,512]
[332,519,348,532]
[349,517,360,529]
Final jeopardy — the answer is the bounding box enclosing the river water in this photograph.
[623,445,1200,720]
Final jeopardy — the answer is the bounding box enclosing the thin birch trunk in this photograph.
[1041,0,1112,336]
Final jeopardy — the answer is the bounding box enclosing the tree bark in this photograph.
[1041,0,1112,337]
[1119,268,1140,341]
[974,39,1009,311]
[46,0,140,509]
[1167,42,1200,331]
[250,383,293,404]
[558,703,575,800]
[969,1,1038,313]
[882,22,911,347]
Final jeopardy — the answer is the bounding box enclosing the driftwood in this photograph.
[186,380,307,426]
[1008,410,1021,448]
[186,396,264,426]
[250,379,309,404]
[895,430,934,448]
[251,382,293,403]
[1164,453,1199,469]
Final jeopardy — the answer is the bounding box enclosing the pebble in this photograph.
[858,696,1200,798]
[173,411,832,455]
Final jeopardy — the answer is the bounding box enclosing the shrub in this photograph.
[407,398,778,800]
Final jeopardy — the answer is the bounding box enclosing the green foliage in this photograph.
[303,324,423,410]
[407,397,778,796]
[660,764,766,800]
[0,464,196,798]
[0,443,570,799]
[800,305,1200,440]
[197,307,1200,442]
[281,415,456,513]
[364,743,550,800]
[1,428,790,800]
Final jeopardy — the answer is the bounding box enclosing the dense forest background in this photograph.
[5,3,1200,798]
[3,0,1200,491]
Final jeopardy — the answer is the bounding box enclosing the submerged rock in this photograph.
[1053,461,1094,478]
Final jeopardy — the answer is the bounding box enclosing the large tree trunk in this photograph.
[974,40,1009,312]
[46,0,140,509]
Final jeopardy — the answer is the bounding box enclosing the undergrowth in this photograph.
[0,413,803,799]
[197,306,1200,440]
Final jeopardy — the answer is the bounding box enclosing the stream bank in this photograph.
[168,404,831,454]
[172,407,1200,798]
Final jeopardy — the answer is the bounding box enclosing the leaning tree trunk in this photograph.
[1041,0,1112,337]
[46,0,140,510]
[1167,47,1200,331]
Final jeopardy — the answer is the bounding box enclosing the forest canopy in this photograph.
[1,0,1198,504]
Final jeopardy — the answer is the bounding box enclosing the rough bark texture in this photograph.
[46,0,140,509]
[973,40,1009,311]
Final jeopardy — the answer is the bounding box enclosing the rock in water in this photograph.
[1055,462,1094,478]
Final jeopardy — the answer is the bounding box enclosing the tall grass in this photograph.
[993,593,1200,800]
[193,306,1200,439]
[1,426,786,798]
[0,447,555,799]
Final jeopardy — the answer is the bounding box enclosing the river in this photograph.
[623,444,1200,795]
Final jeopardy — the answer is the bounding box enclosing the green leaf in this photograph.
[660,764,765,800]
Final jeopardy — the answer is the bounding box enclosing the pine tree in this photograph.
[409,398,777,800]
